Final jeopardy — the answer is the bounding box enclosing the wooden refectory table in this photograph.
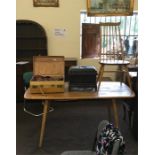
[24,81,134,148]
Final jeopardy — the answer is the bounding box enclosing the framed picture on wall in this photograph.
[33,0,59,7]
[87,0,134,16]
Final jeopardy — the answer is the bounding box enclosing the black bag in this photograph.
[92,120,125,155]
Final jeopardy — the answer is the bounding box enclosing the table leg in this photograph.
[97,64,104,91]
[125,66,132,90]
[112,99,119,128]
[39,100,49,148]
[107,104,112,122]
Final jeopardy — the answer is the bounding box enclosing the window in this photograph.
[80,11,138,59]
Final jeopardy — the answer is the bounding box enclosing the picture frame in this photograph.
[87,0,134,16]
[33,0,59,7]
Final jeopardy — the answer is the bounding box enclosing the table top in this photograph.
[24,82,134,100]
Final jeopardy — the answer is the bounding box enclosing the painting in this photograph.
[87,0,134,16]
[33,0,59,7]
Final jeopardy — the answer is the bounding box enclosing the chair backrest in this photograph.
[99,22,125,61]
[23,72,33,89]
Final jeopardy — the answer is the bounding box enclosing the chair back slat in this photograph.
[99,22,125,61]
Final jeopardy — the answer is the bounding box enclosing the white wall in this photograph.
[16,0,138,75]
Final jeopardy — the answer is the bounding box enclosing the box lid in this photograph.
[33,56,64,76]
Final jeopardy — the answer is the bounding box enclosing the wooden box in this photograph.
[30,56,64,93]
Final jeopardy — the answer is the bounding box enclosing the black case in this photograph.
[68,66,97,91]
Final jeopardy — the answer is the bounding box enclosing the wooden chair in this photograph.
[97,22,132,91]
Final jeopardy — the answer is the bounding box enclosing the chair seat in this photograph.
[99,60,130,65]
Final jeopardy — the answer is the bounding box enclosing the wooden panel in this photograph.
[82,23,101,58]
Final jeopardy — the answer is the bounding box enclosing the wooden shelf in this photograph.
[16,20,48,102]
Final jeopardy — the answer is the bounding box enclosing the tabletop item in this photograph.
[68,66,97,91]
[96,121,125,155]
[30,56,65,94]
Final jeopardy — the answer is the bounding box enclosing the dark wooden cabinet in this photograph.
[16,20,47,61]
[82,23,101,58]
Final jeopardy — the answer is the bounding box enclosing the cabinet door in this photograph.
[82,23,101,58]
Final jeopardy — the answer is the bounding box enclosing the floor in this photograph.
[16,99,138,155]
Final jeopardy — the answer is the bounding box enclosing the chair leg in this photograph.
[122,104,126,121]
[97,64,104,91]
[112,99,119,128]
[23,100,54,117]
